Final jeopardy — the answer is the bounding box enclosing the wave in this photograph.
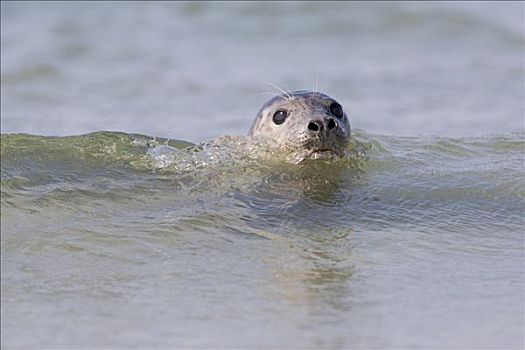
[1,131,522,205]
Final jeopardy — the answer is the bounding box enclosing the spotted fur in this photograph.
[248,91,351,157]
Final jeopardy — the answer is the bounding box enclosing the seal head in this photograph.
[248,90,351,158]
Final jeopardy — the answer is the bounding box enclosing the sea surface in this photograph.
[1,2,524,349]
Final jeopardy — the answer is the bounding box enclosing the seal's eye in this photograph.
[272,110,288,125]
[329,102,344,119]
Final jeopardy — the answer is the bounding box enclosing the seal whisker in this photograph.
[276,82,295,100]
[318,82,330,95]
[248,90,351,160]
[264,82,293,100]
[313,75,320,95]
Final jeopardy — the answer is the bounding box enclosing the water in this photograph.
[2,131,523,348]
[1,2,524,349]
[1,2,524,140]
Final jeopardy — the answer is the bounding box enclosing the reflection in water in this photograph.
[265,228,355,315]
[228,160,360,320]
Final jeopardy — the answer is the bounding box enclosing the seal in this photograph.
[248,90,351,159]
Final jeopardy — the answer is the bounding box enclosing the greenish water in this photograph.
[1,1,524,348]
[1,131,524,348]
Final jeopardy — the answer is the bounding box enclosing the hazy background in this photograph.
[1,1,524,142]
[2,3,524,349]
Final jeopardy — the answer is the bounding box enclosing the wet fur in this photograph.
[248,91,351,157]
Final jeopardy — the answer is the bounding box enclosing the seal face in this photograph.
[248,91,351,158]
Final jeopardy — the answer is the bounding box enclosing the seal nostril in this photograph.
[327,118,336,130]
[308,121,320,132]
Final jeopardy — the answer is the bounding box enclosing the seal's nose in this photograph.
[327,118,336,130]
[307,120,322,133]
[307,118,337,133]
